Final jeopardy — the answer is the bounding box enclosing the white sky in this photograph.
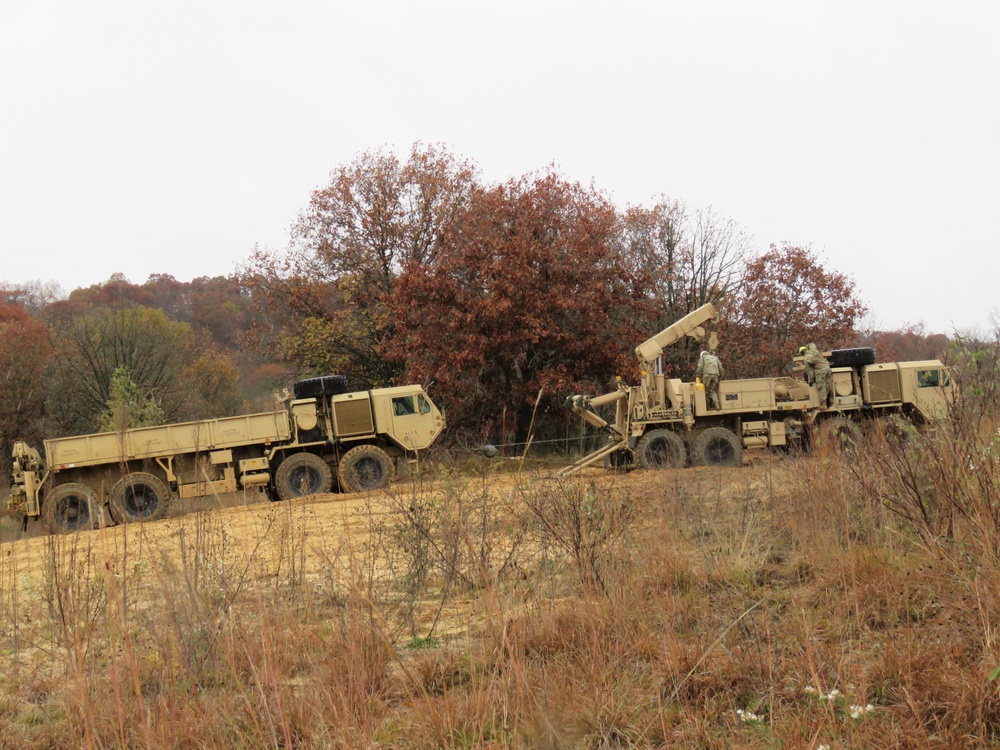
[1,1,997,334]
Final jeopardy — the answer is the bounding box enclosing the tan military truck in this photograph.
[7,375,445,532]
[559,305,953,475]
[804,348,953,444]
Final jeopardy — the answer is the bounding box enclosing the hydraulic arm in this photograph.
[634,303,719,372]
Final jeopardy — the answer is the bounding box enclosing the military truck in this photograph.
[7,375,445,532]
[800,348,953,445]
[559,305,953,476]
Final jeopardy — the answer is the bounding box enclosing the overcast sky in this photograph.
[1,1,997,334]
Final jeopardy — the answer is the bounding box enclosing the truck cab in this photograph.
[371,385,446,452]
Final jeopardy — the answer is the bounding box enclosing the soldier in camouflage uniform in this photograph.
[696,349,724,410]
[800,343,833,408]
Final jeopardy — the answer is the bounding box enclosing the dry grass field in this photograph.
[1,416,998,749]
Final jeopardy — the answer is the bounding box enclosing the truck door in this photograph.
[390,393,437,450]
[912,367,951,420]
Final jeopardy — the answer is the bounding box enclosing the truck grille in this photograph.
[867,370,901,403]
[334,399,374,436]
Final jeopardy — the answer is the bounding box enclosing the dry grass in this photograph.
[2,347,999,747]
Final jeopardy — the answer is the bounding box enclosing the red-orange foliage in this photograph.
[241,143,478,387]
[390,172,657,439]
[859,324,951,362]
[720,244,868,377]
[46,273,250,350]
[0,302,52,465]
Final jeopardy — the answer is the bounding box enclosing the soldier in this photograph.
[799,343,833,408]
[696,349,724,409]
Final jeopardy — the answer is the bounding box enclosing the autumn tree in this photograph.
[50,272,156,313]
[183,276,250,350]
[46,306,242,434]
[0,302,52,476]
[47,273,251,352]
[618,199,686,314]
[720,244,868,377]
[390,171,656,440]
[241,142,478,387]
[179,341,244,418]
[856,323,951,362]
[617,200,749,377]
[0,279,65,313]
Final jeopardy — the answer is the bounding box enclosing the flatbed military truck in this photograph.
[7,375,445,532]
[559,305,954,476]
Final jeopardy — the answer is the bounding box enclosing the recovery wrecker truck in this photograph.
[559,305,954,476]
[8,375,445,532]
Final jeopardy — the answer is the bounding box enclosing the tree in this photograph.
[183,276,249,350]
[241,142,478,387]
[856,323,950,362]
[618,199,688,318]
[46,306,218,433]
[99,366,166,432]
[53,272,156,313]
[618,200,749,378]
[0,279,66,313]
[178,342,244,418]
[686,206,750,309]
[390,171,656,440]
[0,302,52,475]
[720,244,868,377]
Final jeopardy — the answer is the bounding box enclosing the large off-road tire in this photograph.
[690,427,743,467]
[636,429,687,470]
[882,413,916,446]
[338,445,394,493]
[819,416,861,452]
[829,347,877,368]
[110,472,170,524]
[274,452,334,501]
[293,375,350,400]
[604,447,636,473]
[45,483,100,533]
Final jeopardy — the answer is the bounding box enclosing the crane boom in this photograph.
[634,303,719,370]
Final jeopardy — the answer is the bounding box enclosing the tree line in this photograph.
[0,143,951,471]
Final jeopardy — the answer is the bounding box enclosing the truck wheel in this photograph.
[293,375,350,400]
[110,472,170,524]
[45,483,99,532]
[883,414,915,445]
[274,452,334,500]
[829,347,877,368]
[690,427,743,467]
[338,445,394,493]
[821,416,860,452]
[636,429,686,470]
[604,448,636,473]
